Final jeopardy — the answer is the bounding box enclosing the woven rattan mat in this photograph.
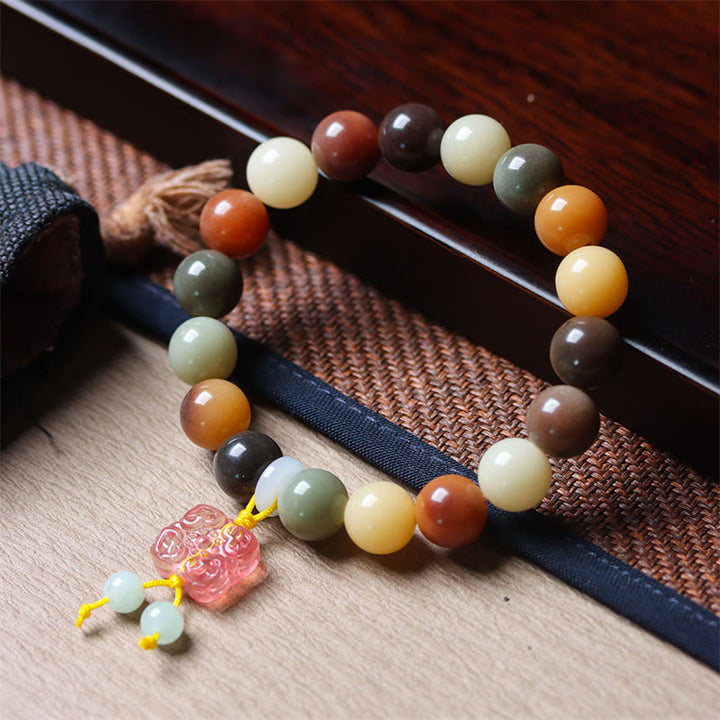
[2,77,718,615]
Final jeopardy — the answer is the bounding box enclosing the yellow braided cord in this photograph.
[138,632,159,650]
[76,597,109,628]
[143,575,184,607]
[234,495,277,528]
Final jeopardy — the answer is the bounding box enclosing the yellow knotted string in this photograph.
[76,494,276,648]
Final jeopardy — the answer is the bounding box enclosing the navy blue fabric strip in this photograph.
[105,272,720,671]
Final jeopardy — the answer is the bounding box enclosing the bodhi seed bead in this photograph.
[103,571,145,613]
[180,379,251,450]
[493,144,565,216]
[246,137,318,209]
[555,245,629,317]
[311,110,380,182]
[550,316,624,388]
[173,250,244,318]
[526,385,600,458]
[213,431,283,501]
[440,114,511,186]
[200,189,270,259]
[140,601,184,645]
[534,185,608,256]
[168,317,238,385]
[378,103,445,172]
[278,468,348,541]
[255,456,305,516]
[415,475,488,548]
[344,481,416,555]
[477,438,552,512]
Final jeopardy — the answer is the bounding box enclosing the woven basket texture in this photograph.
[1,77,717,615]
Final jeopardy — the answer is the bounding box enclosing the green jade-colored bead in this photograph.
[173,250,244,318]
[493,143,564,215]
[278,468,348,541]
[168,316,238,385]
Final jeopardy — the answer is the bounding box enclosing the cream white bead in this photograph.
[255,456,304,516]
[477,438,552,512]
[246,137,318,209]
[440,114,511,186]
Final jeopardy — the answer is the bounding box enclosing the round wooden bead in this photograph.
[213,431,282,500]
[477,438,552,512]
[378,103,445,172]
[278,469,348,541]
[246,137,318,209]
[440,114,511,186]
[526,385,600,458]
[344,481,416,555]
[534,185,608,256]
[550,316,624,388]
[168,317,238,385]
[200,189,269,259]
[311,110,380,182]
[493,144,564,215]
[555,246,629,317]
[173,250,243,318]
[415,475,488,548]
[180,379,251,450]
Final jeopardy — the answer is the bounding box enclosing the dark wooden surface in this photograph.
[2,0,718,472]
[41,0,720,376]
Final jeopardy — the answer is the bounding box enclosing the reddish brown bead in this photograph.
[526,385,600,458]
[311,110,380,182]
[200,189,269,259]
[416,475,488,548]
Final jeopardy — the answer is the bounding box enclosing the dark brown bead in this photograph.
[378,103,444,172]
[213,431,282,500]
[526,385,600,458]
[550,316,624,388]
[311,110,380,182]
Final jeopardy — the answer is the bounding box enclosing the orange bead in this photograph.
[534,185,607,256]
[180,379,251,450]
[200,189,269,258]
[555,245,629,317]
[415,475,488,548]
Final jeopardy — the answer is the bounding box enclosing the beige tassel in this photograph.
[102,159,233,265]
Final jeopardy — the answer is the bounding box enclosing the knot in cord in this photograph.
[234,509,257,530]
[76,604,92,628]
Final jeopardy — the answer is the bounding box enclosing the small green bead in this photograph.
[168,317,237,384]
[173,250,244,318]
[278,468,348,541]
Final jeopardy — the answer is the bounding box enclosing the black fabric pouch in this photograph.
[0,162,105,388]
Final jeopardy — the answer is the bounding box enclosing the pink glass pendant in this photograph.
[150,505,262,611]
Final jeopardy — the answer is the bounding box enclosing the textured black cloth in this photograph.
[0,161,104,380]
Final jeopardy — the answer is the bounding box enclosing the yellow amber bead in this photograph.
[555,245,628,317]
[344,481,416,555]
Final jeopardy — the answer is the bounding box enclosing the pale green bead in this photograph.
[168,317,237,385]
[103,571,145,613]
[140,601,184,645]
[477,438,552,512]
[278,468,348,541]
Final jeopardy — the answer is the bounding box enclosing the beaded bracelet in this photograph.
[76,103,628,649]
